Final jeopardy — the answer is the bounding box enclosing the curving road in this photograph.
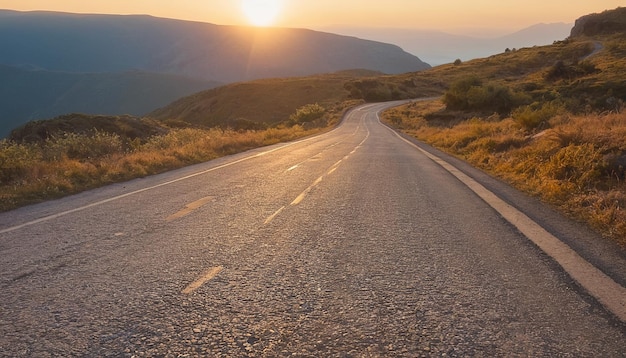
[0,101,624,356]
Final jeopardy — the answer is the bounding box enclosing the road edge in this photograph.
[375,103,626,323]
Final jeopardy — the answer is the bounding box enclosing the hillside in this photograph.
[0,65,218,138]
[148,14,626,130]
[380,7,626,244]
[571,7,626,37]
[148,70,442,128]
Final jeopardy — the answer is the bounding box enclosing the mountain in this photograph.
[0,10,429,137]
[321,23,573,66]
[0,65,219,138]
[0,10,429,82]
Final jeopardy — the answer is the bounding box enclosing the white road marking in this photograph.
[289,121,370,207]
[380,113,626,323]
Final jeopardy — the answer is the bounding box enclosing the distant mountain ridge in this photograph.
[0,65,219,138]
[0,9,430,137]
[0,10,429,82]
[322,23,573,66]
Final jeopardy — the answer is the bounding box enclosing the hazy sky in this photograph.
[0,1,623,34]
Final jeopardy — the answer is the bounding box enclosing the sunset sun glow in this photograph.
[241,0,282,27]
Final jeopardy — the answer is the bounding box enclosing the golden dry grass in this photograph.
[383,99,626,246]
[0,125,327,211]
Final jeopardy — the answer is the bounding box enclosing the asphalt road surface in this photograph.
[1,101,625,357]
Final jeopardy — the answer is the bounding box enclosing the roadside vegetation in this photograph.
[382,26,626,245]
[0,100,359,211]
[383,100,625,246]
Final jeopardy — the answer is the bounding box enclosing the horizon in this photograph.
[0,1,623,37]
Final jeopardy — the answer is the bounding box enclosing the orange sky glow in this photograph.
[0,1,623,34]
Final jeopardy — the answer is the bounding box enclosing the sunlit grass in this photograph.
[383,99,626,246]
[0,125,327,212]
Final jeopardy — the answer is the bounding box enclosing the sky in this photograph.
[0,1,623,35]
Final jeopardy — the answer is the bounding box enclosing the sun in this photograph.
[241,0,282,27]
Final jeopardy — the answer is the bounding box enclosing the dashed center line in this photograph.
[264,206,285,224]
[167,196,214,222]
[182,266,224,294]
[265,122,371,224]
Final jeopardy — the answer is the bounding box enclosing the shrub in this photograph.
[344,79,399,102]
[443,76,482,110]
[512,101,563,131]
[443,77,528,114]
[289,103,326,125]
[43,131,123,161]
[545,60,598,81]
[0,139,41,184]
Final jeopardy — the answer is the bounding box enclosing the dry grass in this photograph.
[383,99,626,246]
[0,125,327,211]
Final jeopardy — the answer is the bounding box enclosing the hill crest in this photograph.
[571,7,626,37]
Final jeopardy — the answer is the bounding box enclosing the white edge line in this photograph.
[378,115,626,322]
[0,135,322,235]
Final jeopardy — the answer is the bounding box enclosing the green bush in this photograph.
[512,101,563,131]
[443,76,482,110]
[344,79,398,102]
[443,77,528,114]
[545,60,598,81]
[289,103,326,125]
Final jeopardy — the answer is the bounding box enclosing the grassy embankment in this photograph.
[382,32,626,245]
[0,70,437,211]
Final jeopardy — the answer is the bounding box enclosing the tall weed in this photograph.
[43,131,123,161]
[0,139,41,184]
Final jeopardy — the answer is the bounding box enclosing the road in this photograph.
[0,101,625,356]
